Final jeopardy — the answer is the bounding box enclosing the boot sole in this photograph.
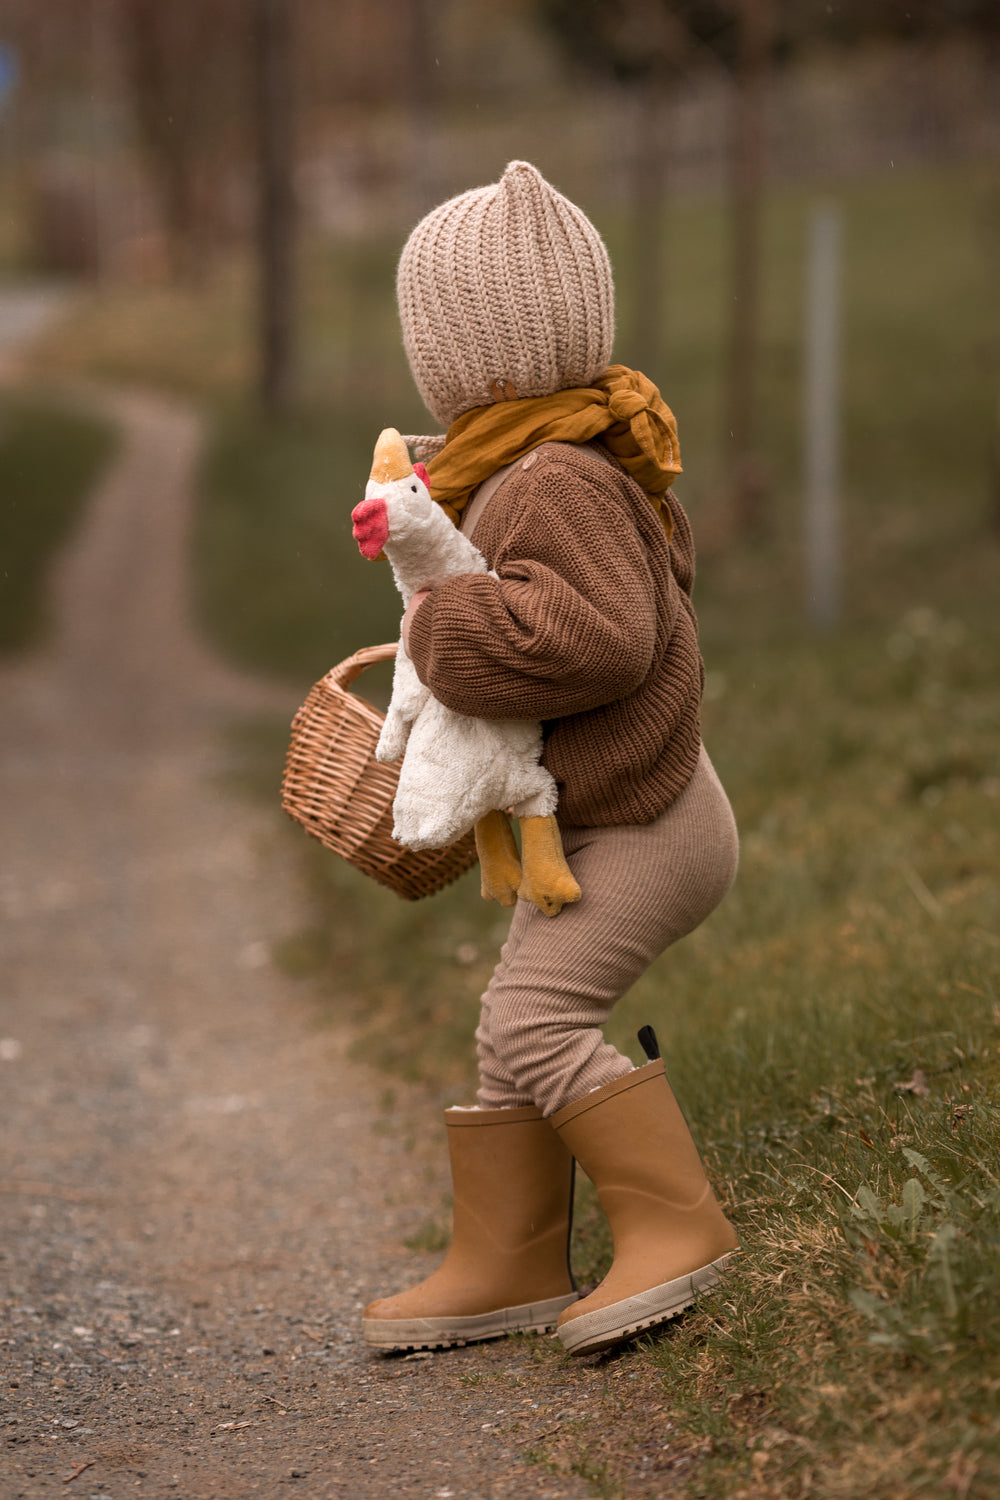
[363,1293,579,1352]
[557,1255,734,1357]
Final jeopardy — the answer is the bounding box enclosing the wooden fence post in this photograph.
[804,201,843,630]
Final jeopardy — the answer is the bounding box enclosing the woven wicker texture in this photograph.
[281,643,479,900]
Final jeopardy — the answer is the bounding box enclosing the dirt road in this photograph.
[0,381,638,1500]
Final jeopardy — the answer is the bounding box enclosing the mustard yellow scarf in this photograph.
[425,365,682,538]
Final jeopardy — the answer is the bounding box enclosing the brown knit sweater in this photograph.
[406,442,704,827]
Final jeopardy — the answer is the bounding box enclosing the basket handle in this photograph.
[328,641,399,691]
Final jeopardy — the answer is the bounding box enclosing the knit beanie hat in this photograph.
[397,161,615,429]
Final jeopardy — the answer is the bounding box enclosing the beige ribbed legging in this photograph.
[476,747,739,1117]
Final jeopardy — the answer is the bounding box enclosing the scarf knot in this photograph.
[420,364,681,541]
[607,389,648,423]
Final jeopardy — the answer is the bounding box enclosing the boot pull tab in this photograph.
[637,1025,661,1061]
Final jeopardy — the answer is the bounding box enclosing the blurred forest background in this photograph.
[2,4,1000,1493]
[2,0,999,665]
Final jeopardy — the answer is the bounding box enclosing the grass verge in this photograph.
[254,594,1000,1498]
[0,394,116,652]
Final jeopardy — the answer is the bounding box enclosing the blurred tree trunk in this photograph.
[253,0,296,416]
[119,0,202,281]
[118,0,244,283]
[726,0,771,535]
[400,0,439,221]
[626,74,668,385]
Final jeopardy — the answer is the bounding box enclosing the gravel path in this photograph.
[0,380,634,1500]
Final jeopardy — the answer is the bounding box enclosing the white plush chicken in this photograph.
[350,428,581,917]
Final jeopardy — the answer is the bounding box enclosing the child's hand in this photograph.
[402,588,433,653]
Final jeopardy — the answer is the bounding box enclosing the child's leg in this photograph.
[475,749,741,1355]
[362,1104,577,1350]
[476,748,738,1116]
[365,750,738,1355]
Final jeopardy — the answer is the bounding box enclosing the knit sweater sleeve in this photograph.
[406,452,658,721]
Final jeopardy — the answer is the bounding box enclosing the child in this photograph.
[363,161,739,1358]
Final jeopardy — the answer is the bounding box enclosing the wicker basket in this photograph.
[281,642,479,900]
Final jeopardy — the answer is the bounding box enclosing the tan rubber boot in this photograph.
[551,1059,738,1356]
[363,1104,578,1351]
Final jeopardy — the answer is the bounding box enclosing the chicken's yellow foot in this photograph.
[517,815,581,917]
[474,810,521,907]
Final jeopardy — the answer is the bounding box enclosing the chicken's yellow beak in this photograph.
[370,428,413,484]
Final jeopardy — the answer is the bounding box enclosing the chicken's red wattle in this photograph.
[352,495,390,560]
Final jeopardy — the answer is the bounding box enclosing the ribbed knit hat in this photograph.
[397,161,615,429]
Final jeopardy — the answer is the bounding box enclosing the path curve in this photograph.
[0,369,600,1499]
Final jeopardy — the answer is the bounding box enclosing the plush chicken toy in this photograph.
[351,428,581,917]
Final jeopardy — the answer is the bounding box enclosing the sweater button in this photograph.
[521,452,538,470]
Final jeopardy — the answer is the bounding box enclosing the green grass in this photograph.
[0,396,116,651]
[24,158,1000,1496]
[195,407,405,686]
[271,603,999,1496]
[598,617,1000,1498]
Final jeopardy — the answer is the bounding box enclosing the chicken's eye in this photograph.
[411,484,417,492]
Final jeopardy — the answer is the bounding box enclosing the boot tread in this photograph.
[557,1255,734,1356]
[363,1291,578,1352]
